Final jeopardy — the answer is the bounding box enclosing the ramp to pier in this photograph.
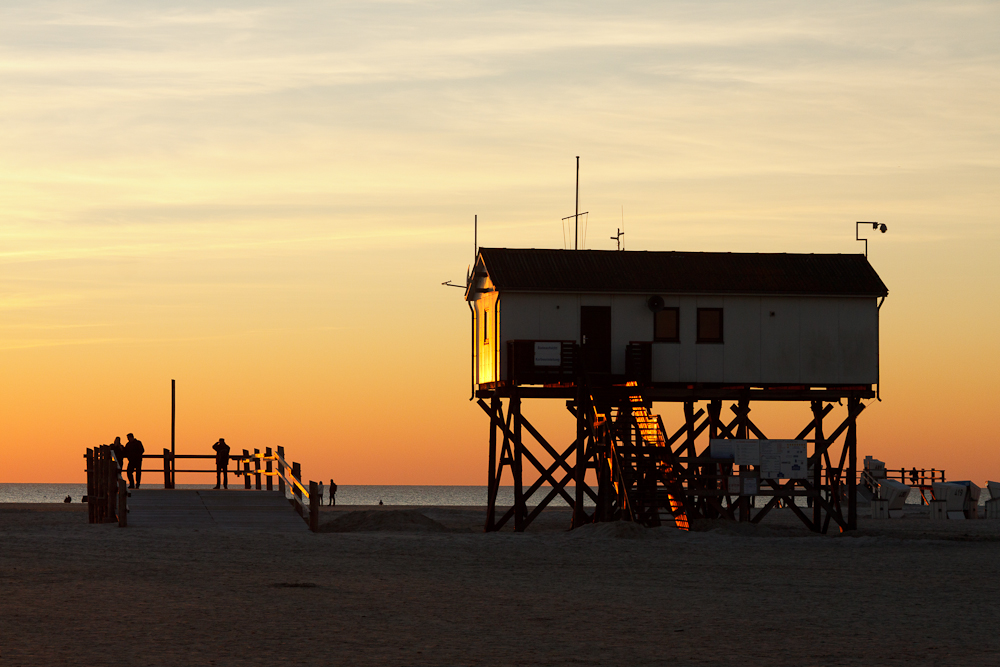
[126,489,307,532]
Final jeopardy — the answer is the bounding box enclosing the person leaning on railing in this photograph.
[213,438,231,490]
[124,433,144,489]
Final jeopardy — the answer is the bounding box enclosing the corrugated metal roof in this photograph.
[477,248,888,297]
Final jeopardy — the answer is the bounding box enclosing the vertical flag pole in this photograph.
[171,379,176,488]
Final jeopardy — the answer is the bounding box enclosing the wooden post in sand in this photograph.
[118,479,128,527]
[265,447,273,491]
[254,449,261,490]
[276,446,285,495]
[309,480,319,532]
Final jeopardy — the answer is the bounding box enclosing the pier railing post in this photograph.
[86,448,95,524]
[243,449,251,489]
[292,462,303,515]
[265,447,273,491]
[106,446,117,523]
[309,480,319,532]
[118,479,128,528]
[163,448,171,489]
[254,448,262,490]
[277,446,285,496]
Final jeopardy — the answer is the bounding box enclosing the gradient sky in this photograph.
[1,1,998,485]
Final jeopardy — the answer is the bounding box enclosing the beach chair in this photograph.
[986,481,1000,519]
[932,482,969,520]
[952,481,981,519]
[872,479,910,519]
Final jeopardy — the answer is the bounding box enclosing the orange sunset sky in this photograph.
[1,2,997,485]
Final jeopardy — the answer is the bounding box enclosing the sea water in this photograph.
[0,483,512,506]
[0,484,986,507]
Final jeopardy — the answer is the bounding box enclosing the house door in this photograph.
[580,306,612,374]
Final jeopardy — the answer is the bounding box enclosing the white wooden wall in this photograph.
[493,292,879,385]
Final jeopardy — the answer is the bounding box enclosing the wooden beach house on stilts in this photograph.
[466,248,888,533]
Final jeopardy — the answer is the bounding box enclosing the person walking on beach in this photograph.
[124,433,144,489]
[329,479,337,506]
[212,438,231,489]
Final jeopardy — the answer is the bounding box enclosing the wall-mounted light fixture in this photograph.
[856,221,887,257]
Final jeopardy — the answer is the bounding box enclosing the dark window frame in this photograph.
[653,307,680,343]
[696,308,724,344]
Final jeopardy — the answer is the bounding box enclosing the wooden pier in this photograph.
[126,489,307,531]
[84,444,323,532]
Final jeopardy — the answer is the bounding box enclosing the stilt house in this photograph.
[466,248,888,390]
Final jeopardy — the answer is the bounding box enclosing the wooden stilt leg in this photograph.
[485,395,499,532]
[812,401,824,532]
[847,397,859,531]
[512,393,524,532]
[573,387,588,528]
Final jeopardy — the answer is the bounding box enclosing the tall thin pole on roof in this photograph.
[474,215,477,262]
[574,156,579,250]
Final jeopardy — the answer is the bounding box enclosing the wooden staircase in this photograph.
[611,386,689,530]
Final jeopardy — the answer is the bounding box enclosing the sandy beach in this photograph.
[1,502,998,666]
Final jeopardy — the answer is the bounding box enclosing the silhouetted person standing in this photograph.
[329,479,337,506]
[213,438,231,489]
[111,436,125,469]
[124,433,144,489]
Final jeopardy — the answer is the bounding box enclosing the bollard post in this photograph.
[254,448,261,490]
[163,448,171,489]
[243,450,251,489]
[309,481,319,532]
[265,447,273,491]
[118,479,128,527]
[276,446,285,495]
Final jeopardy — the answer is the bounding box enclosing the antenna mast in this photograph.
[561,157,588,251]
[574,156,579,250]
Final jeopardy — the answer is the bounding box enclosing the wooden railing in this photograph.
[860,467,946,505]
[87,444,323,532]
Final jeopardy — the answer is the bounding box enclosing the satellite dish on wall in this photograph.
[647,295,664,312]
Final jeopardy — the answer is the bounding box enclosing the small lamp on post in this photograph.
[856,221,887,257]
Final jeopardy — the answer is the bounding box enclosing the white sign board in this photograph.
[759,441,781,479]
[533,342,562,367]
[781,442,808,480]
[756,440,808,479]
[709,439,735,460]
[727,476,741,494]
[734,440,761,466]
[742,477,758,496]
